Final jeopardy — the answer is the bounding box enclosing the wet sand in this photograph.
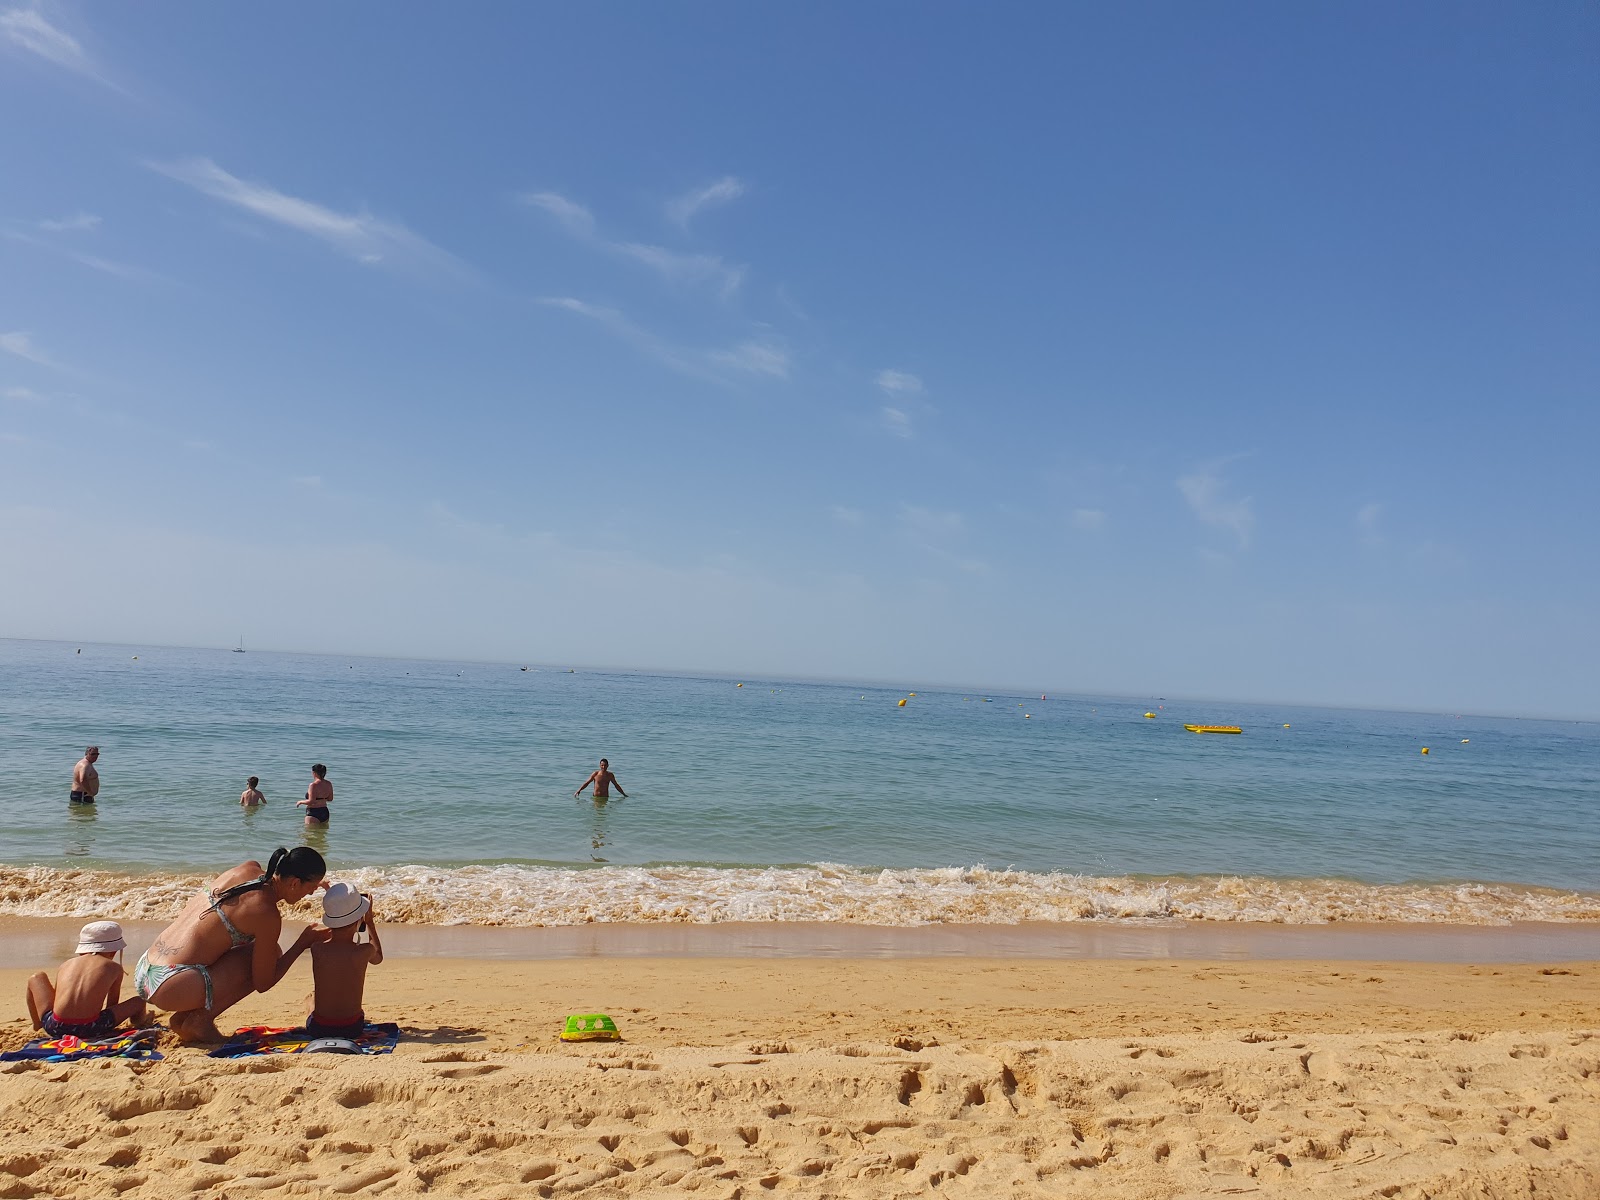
[4,914,1600,967]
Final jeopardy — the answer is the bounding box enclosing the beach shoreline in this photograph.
[5,914,1600,969]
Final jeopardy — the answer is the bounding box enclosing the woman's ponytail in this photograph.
[264,847,289,882]
[212,846,323,906]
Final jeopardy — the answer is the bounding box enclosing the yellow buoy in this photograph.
[897,698,907,707]
[736,683,743,687]
[908,692,916,697]
[1283,724,1290,728]
[1144,712,1155,718]
[1461,739,1469,744]
[1024,713,1031,718]
[1421,747,1430,755]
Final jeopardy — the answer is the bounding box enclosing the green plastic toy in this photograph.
[560,1013,621,1042]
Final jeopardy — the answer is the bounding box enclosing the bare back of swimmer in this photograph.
[135,847,328,1043]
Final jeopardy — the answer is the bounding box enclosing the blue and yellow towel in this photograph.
[207,1022,401,1058]
[2,1026,164,1062]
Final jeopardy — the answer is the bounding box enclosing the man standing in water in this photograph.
[574,758,627,800]
[70,746,100,805]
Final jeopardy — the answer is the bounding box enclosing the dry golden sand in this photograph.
[2,957,1597,1198]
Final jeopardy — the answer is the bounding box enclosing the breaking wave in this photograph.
[2,863,1598,927]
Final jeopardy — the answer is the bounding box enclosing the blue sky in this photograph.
[2,3,1596,716]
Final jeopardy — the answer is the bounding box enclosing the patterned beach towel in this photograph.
[1,1025,164,1063]
[207,1022,401,1058]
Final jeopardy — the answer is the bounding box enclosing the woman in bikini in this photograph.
[134,847,329,1042]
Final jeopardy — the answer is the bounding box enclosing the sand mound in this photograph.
[1,1029,1595,1198]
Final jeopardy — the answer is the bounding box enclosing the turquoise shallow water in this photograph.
[1,638,1596,926]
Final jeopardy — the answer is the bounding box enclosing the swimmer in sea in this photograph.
[240,777,265,807]
[574,758,627,800]
[296,763,332,825]
[70,745,101,805]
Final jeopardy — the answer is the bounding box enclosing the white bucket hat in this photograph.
[77,920,126,954]
[320,883,371,929]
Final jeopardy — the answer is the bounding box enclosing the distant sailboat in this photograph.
[233,635,246,654]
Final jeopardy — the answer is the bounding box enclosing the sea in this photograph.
[1,638,1596,928]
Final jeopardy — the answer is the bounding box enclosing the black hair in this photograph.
[247,776,259,787]
[312,763,327,778]
[212,847,326,905]
[600,758,609,766]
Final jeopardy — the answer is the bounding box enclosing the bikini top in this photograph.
[202,885,257,949]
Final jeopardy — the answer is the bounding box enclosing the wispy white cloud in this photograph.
[1,8,102,82]
[614,242,745,298]
[1177,461,1254,548]
[5,229,156,280]
[539,296,786,384]
[876,369,924,396]
[881,406,913,439]
[4,385,46,403]
[875,371,929,439]
[1072,508,1107,532]
[707,337,788,378]
[150,158,461,274]
[666,176,745,230]
[1,7,128,94]
[519,191,594,237]
[38,212,101,233]
[0,331,56,367]
[830,505,864,525]
[521,189,745,297]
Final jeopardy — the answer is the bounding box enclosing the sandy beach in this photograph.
[3,948,1596,1197]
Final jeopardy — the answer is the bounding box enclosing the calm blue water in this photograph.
[1,638,1595,902]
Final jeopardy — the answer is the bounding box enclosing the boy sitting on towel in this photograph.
[26,921,147,1039]
[304,883,384,1038]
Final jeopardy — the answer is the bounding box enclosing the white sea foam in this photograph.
[2,863,1597,927]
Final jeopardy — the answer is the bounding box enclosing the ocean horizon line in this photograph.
[6,636,1595,725]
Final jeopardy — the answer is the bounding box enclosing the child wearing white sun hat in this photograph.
[303,883,384,1038]
[26,920,148,1039]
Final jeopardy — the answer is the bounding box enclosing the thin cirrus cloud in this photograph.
[0,331,56,367]
[0,6,123,91]
[666,176,745,230]
[521,191,595,237]
[5,228,155,281]
[1177,461,1255,548]
[1072,508,1107,532]
[539,297,789,382]
[881,407,913,438]
[876,369,924,396]
[149,158,463,275]
[706,338,789,378]
[876,370,924,439]
[37,212,101,233]
[520,189,745,298]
